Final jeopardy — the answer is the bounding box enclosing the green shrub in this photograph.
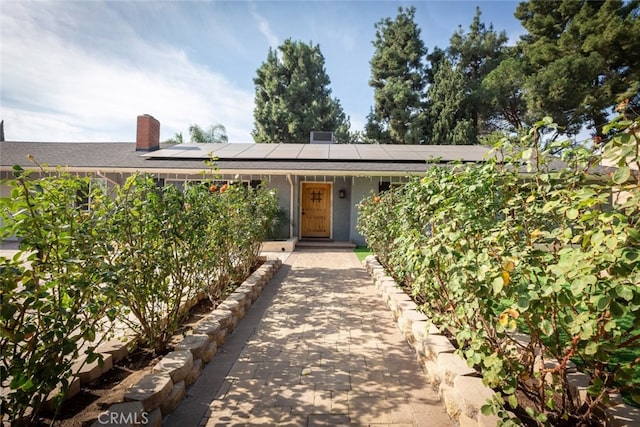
[1,166,279,422]
[0,167,117,423]
[357,115,640,425]
[106,175,279,354]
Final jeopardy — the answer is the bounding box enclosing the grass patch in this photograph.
[354,246,373,263]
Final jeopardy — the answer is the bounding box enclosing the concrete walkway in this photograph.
[164,249,452,427]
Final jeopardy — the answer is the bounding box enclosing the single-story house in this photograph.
[1,114,496,247]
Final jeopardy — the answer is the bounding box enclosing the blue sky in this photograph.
[1,0,525,143]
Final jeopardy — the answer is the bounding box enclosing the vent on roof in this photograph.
[310,131,334,144]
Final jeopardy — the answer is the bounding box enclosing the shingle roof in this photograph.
[0,141,494,176]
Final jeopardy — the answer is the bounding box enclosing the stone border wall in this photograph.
[363,255,640,427]
[90,257,282,427]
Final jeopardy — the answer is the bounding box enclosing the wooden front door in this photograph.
[301,183,331,238]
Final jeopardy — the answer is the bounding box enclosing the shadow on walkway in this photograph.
[164,249,451,427]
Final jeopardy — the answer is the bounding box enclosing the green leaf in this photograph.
[585,341,598,355]
[581,321,595,339]
[611,301,625,317]
[492,276,504,295]
[481,404,493,416]
[507,394,518,408]
[596,295,611,311]
[591,231,605,247]
[623,248,639,262]
[616,285,634,301]
[20,378,34,392]
[517,295,531,311]
[612,166,631,184]
[540,319,553,337]
[570,277,587,296]
[546,397,556,410]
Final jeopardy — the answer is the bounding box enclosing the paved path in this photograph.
[164,249,452,427]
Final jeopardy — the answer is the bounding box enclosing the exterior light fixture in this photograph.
[339,189,346,199]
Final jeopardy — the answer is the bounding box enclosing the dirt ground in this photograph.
[41,349,160,427]
[39,297,219,427]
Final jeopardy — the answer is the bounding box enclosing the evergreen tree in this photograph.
[427,57,475,145]
[364,108,390,144]
[515,0,640,135]
[368,6,427,144]
[424,8,508,144]
[252,39,351,143]
[481,48,529,131]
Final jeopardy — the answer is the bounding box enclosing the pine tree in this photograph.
[444,8,508,140]
[515,0,640,135]
[252,39,351,143]
[423,8,508,144]
[427,57,474,145]
[368,6,427,144]
[481,49,528,131]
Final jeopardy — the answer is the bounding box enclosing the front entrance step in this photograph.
[295,239,356,249]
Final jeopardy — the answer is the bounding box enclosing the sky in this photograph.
[1,0,526,143]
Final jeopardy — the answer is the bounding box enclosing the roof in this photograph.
[0,141,495,177]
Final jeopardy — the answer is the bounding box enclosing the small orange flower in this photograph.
[374,196,381,203]
[502,270,511,286]
[209,185,218,192]
[498,312,510,326]
[220,183,229,193]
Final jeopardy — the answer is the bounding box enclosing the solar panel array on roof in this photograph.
[141,143,494,162]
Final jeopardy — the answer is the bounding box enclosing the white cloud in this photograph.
[0,2,255,143]
[249,3,279,50]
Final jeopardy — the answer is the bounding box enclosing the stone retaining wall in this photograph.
[90,257,282,427]
[363,255,640,427]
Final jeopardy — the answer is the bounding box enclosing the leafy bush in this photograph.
[106,175,278,354]
[357,114,640,425]
[0,167,117,423]
[107,174,200,354]
[1,166,279,421]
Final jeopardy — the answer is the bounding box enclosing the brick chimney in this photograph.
[136,114,160,151]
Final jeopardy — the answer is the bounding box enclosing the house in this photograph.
[0,114,495,247]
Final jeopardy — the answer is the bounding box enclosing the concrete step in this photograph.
[295,239,356,249]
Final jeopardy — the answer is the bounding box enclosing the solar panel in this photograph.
[354,145,390,160]
[266,144,304,159]
[298,144,329,159]
[235,144,278,158]
[328,144,359,160]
